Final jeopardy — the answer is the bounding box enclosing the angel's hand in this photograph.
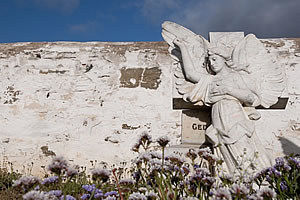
[210,82,229,96]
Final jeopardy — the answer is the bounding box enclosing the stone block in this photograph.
[181,110,211,145]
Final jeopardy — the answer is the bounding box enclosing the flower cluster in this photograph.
[132,132,153,152]
[13,175,41,192]
[60,195,76,200]
[104,191,118,198]
[7,132,299,200]
[81,184,103,199]
[42,176,59,185]
[91,168,110,182]
[156,136,170,148]
[48,190,63,198]
[128,192,147,200]
[23,190,57,200]
[47,156,69,175]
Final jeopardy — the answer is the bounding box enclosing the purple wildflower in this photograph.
[81,194,90,200]
[66,167,78,177]
[104,191,118,197]
[273,169,281,177]
[202,152,218,163]
[128,192,147,200]
[280,181,288,191]
[149,158,161,166]
[34,185,40,191]
[59,195,76,200]
[283,164,291,171]
[202,177,215,186]
[254,172,261,180]
[266,175,272,182]
[213,188,232,200]
[275,157,285,168]
[259,167,269,177]
[134,132,152,150]
[119,179,135,186]
[194,164,200,169]
[165,153,185,166]
[91,168,110,182]
[156,136,170,147]
[82,184,96,193]
[13,175,41,191]
[132,171,140,182]
[138,132,152,143]
[135,152,152,163]
[247,194,261,200]
[104,197,117,200]
[47,156,69,175]
[181,166,190,176]
[268,167,281,177]
[146,192,158,200]
[42,176,59,185]
[186,149,198,161]
[48,190,62,197]
[256,188,276,199]
[23,191,57,200]
[288,157,300,168]
[94,191,104,199]
[230,184,249,196]
[195,167,210,176]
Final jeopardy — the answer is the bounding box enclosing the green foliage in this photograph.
[0,168,21,190]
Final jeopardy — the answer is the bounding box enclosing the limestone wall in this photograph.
[0,39,299,175]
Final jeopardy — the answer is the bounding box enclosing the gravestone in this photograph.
[174,32,289,148]
[162,21,289,171]
[177,32,247,146]
[181,110,210,144]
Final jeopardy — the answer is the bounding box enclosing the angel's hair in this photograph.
[207,47,231,61]
[206,47,250,74]
[205,47,234,74]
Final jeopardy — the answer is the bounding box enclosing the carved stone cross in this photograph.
[173,32,288,146]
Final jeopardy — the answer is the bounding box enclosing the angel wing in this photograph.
[232,34,285,108]
[161,21,210,97]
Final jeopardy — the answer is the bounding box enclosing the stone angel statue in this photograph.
[162,21,285,172]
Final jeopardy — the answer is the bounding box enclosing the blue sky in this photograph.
[1,0,300,43]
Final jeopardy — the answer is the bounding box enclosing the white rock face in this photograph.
[0,39,299,175]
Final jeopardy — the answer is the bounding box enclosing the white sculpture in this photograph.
[162,21,285,173]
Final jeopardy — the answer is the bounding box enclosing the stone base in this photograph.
[165,143,212,155]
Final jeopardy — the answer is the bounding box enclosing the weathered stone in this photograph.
[0,37,299,175]
[119,67,161,89]
[181,110,210,145]
[40,146,56,157]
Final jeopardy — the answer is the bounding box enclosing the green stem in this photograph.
[162,147,165,170]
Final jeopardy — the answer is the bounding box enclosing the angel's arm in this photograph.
[226,87,257,106]
[173,39,202,83]
[212,83,258,106]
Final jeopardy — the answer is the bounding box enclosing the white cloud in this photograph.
[138,0,300,38]
[69,21,97,33]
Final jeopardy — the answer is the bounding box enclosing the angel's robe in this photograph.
[184,72,272,172]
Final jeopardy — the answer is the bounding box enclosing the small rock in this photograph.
[2,138,10,143]
[104,136,120,144]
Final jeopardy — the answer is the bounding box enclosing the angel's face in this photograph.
[208,54,227,74]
